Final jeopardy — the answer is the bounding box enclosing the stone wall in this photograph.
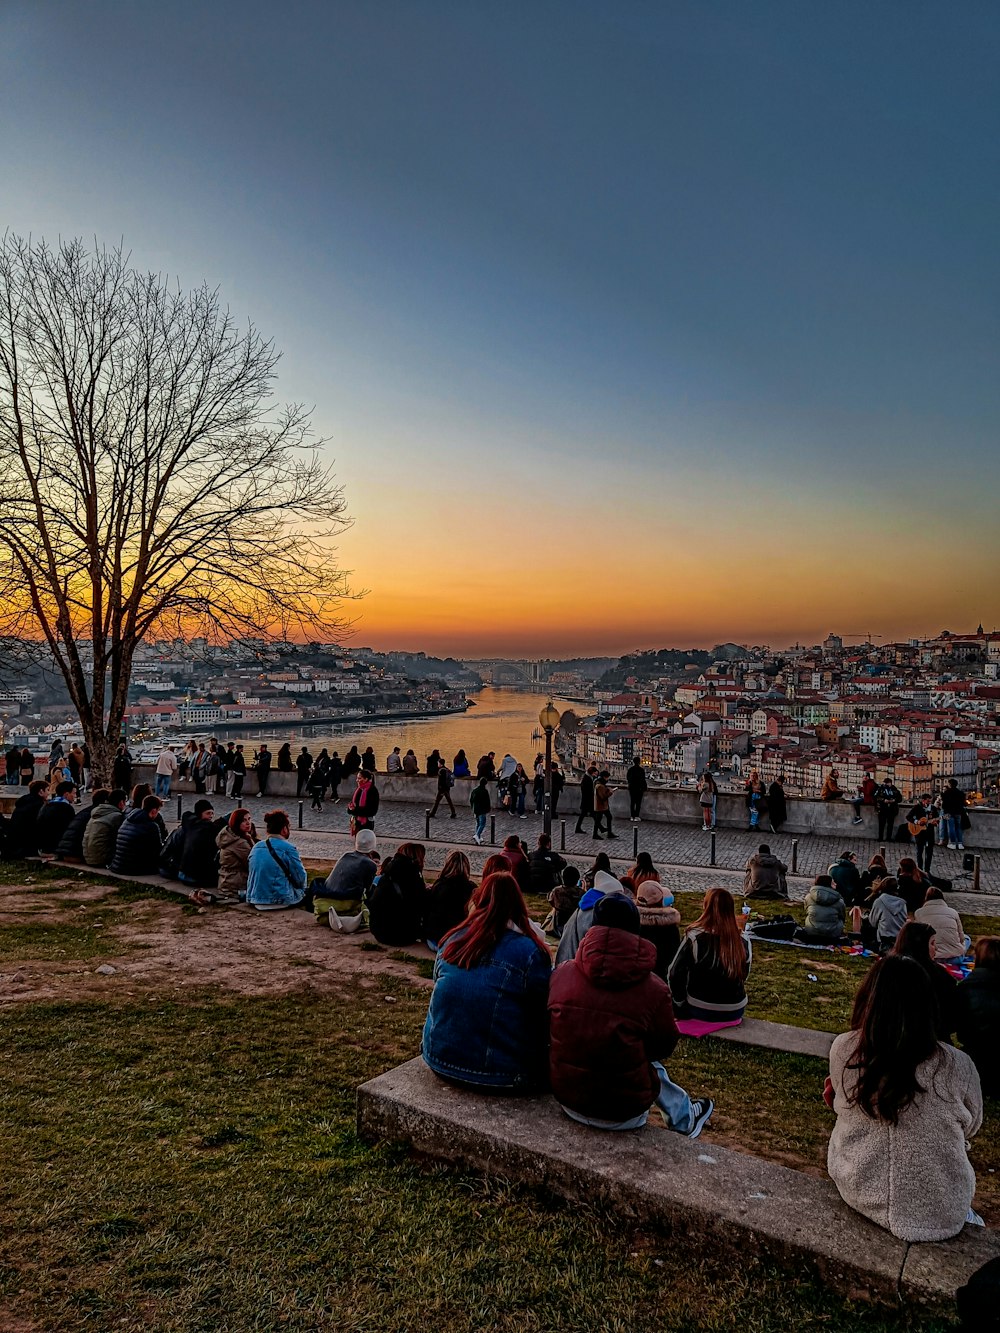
[123,765,1000,849]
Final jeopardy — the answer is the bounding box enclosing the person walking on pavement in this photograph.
[155,745,178,799]
[576,765,597,835]
[430,759,457,818]
[227,745,247,799]
[593,771,616,840]
[626,757,647,819]
[470,776,491,844]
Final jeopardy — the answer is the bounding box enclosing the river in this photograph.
[226,687,588,766]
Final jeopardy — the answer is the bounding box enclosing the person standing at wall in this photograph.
[254,744,272,798]
[430,759,457,818]
[593,771,616,840]
[626,757,648,819]
[575,764,597,835]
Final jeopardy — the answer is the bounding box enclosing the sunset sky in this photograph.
[2,2,998,657]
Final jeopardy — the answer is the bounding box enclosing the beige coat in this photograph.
[915,898,967,961]
[827,1032,982,1242]
[217,827,254,896]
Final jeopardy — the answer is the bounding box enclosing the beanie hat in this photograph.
[593,894,641,934]
[194,799,214,817]
[355,828,377,853]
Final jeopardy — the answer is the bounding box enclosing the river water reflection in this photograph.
[234,687,589,766]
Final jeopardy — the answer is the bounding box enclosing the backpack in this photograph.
[747,915,797,941]
[159,825,185,878]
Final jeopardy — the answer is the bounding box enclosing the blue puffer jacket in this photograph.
[422,927,552,1090]
[109,808,164,876]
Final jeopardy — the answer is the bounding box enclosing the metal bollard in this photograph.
[559,818,566,852]
[880,845,887,863]
[490,815,496,845]
[424,809,431,840]
[632,820,639,860]
[297,801,303,830]
[710,832,716,867]
[791,838,799,874]
[176,795,182,822]
[974,855,982,894]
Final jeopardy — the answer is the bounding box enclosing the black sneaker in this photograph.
[686,1098,715,1139]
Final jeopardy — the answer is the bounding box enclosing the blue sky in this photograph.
[2,1,998,653]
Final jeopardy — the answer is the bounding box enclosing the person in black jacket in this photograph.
[424,850,475,948]
[342,746,362,780]
[4,780,49,858]
[295,747,313,797]
[276,743,294,773]
[874,780,903,842]
[367,842,427,946]
[767,777,788,832]
[36,781,79,855]
[254,745,272,797]
[5,743,21,786]
[55,789,111,861]
[177,800,224,887]
[626,758,648,819]
[528,833,567,894]
[112,745,133,792]
[956,936,1000,1096]
[575,765,597,835]
[110,796,165,876]
[227,745,247,799]
[940,779,967,851]
[891,922,959,1043]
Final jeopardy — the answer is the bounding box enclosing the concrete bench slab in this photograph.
[358,1056,1000,1314]
[714,1017,835,1059]
[23,856,246,907]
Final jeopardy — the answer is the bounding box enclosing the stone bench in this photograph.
[358,1056,1000,1315]
[23,855,244,907]
[712,1017,835,1059]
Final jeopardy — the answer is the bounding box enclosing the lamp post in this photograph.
[538,701,562,839]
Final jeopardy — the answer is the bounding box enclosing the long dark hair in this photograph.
[691,887,746,981]
[439,871,549,970]
[846,955,941,1124]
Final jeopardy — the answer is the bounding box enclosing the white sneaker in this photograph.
[473,834,481,845]
[947,843,957,850]
[957,844,965,851]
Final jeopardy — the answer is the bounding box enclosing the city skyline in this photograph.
[3,2,998,657]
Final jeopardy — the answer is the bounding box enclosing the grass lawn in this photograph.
[1,863,999,1329]
[0,986,963,1333]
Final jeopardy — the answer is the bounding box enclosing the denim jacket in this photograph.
[246,836,307,907]
[422,927,551,1090]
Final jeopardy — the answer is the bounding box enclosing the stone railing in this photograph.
[110,765,1000,850]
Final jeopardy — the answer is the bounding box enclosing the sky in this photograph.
[2,1,998,657]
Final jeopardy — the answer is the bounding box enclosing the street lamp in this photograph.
[538,701,562,838]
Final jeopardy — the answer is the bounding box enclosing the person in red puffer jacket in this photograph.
[548,894,715,1138]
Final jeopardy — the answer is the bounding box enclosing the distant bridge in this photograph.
[463,658,546,688]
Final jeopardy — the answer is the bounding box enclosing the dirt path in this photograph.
[0,877,434,1006]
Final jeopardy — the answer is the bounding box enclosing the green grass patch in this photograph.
[0,986,958,1333]
[0,919,118,962]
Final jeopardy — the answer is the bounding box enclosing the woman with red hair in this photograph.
[422,871,551,1091]
[216,806,257,898]
[668,887,751,1021]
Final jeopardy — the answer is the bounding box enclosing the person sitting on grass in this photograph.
[4,779,49,859]
[828,851,862,907]
[634,876,682,980]
[742,844,788,900]
[795,874,847,945]
[827,954,982,1241]
[555,869,632,964]
[628,851,674,906]
[915,888,970,966]
[367,842,427,946]
[216,807,258,899]
[54,786,106,861]
[321,828,379,911]
[548,864,583,939]
[246,810,310,910]
[548,894,714,1139]
[422,870,551,1092]
[35,780,78,855]
[896,857,932,917]
[424,849,476,950]
[176,799,225,888]
[527,833,567,895]
[108,794,165,876]
[891,921,959,1043]
[668,887,751,1023]
[956,937,1000,1098]
[866,876,908,953]
[82,789,127,868]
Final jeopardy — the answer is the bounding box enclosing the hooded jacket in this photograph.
[743,851,787,898]
[367,854,426,946]
[5,789,46,858]
[554,872,625,964]
[801,883,846,939]
[83,803,125,867]
[548,925,679,1123]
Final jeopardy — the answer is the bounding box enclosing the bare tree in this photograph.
[0,235,355,783]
